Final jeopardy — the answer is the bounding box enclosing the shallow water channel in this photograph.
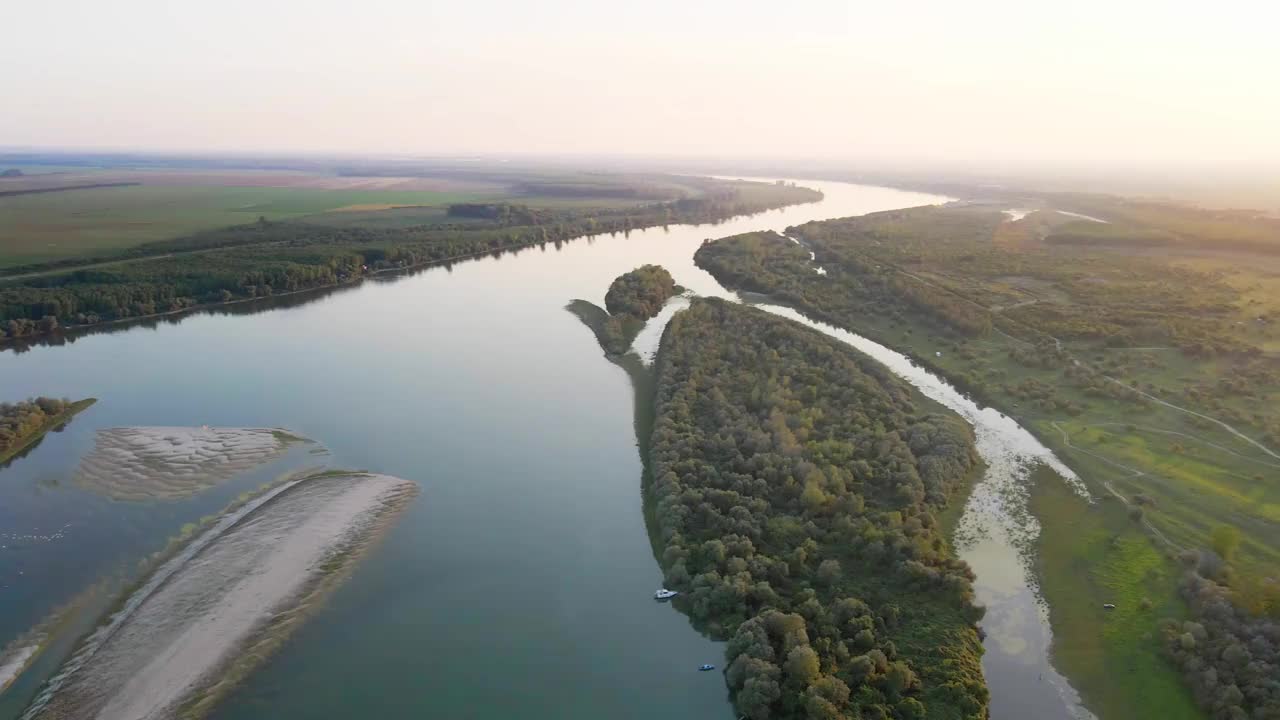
[0,178,1090,719]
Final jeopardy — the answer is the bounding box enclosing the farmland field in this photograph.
[0,184,497,267]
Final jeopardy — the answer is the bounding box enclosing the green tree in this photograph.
[785,646,821,687]
[1211,525,1241,563]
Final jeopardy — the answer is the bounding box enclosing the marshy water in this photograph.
[1,179,1090,719]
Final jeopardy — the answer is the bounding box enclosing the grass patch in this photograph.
[0,185,490,267]
[1030,464,1200,720]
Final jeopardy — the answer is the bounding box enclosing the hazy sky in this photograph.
[5,0,1277,172]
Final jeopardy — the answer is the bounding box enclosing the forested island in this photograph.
[0,396,96,464]
[652,299,986,720]
[605,264,678,319]
[567,265,679,356]
[695,205,1280,719]
[0,182,820,343]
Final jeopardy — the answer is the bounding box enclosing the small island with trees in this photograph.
[0,396,96,464]
[571,265,680,356]
[651,298,986,720]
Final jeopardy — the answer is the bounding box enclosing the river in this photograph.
[0,178,1089,719]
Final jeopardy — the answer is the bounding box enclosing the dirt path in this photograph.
[1050,421,1183,552]
[1089,422,1280,470]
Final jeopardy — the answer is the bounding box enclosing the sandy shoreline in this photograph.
[0,645,39,694]
[23,472,416,720]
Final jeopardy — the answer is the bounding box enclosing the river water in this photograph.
[0,179,1089,719]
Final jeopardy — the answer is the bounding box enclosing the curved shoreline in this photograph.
[0,191,823,351]
[22,471,417,720]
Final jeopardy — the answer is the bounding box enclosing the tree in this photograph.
[817,559,842,585]
[738,676,782,720]
[785,646,821,687]
[1211,525,1241,563]
[884,661,919,698]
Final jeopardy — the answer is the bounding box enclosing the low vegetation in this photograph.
[1042,195,1280,254]
[0,185,491,268]
[653,299,986,720]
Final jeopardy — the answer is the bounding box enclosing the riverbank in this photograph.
[1029,465,1199,720]
[0,181,822,347]
[0,398,96,466]
[22,471,416,720]
[691,213,1239,717]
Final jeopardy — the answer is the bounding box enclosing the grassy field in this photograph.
[0,166,745,268]
[1030,465,1201,720]
[0,185,494,267]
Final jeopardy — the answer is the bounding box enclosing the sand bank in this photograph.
[24,472,416,720]
[74,427,312,501]
[0,644,38,694]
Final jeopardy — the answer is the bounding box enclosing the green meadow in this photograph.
[0,185,492,268]
[1030,465,1200,720]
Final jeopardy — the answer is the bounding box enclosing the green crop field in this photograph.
[0,184,493,268]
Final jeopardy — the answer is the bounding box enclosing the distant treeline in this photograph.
[652,299,985,720]
[1045,221,1177,248]
[445,203,551,224]
[0,182,141,198]
[0,184,821,341]
[1044,196,1280,254]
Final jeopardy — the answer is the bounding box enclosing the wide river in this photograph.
[0,179,1090,719]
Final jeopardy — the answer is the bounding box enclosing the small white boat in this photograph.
[654,589,678,600]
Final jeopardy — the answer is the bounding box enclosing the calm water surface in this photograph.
[0,179,1088,719]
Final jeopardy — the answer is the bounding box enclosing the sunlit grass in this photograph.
[1029,465,1200,720]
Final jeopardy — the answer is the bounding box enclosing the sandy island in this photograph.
[23,472,416,720]
[74,427,313,501]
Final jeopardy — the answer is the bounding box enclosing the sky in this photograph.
[4,0,1278,175]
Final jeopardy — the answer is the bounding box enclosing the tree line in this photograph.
[0,184,821,342]
[1162,539,1280,719]
[0,397,72,455]
[651,299,986,720]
